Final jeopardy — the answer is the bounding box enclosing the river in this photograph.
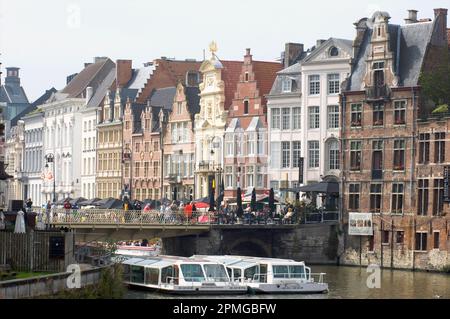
[124,265,450,299]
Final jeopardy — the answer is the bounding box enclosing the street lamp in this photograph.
[123,146,132,200]
[45,153,56,203]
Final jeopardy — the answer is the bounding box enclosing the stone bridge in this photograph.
[39,209,341,263]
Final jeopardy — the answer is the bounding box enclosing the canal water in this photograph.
[124,265,450,299]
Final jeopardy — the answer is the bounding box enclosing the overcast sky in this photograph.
[0,0,448,101]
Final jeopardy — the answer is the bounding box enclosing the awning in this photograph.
[297,181,339,194]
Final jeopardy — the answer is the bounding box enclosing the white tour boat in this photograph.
[193,255,329,294]
[120,255,248,295]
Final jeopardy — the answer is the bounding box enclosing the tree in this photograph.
[419,48,450,108]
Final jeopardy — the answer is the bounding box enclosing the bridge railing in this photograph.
[34,208,214,226]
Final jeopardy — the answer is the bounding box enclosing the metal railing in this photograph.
[304,211,339,224]
[34,208,214,226]
[251,272,326,284]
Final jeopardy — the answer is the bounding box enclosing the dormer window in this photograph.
[373,61,385,70]
[329,47,339,57]
[186,71,199,87]
[282,78,292,93]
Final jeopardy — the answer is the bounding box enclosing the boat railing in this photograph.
[309,273,326,284]
[164,276,231,284]
[251,272,326,282]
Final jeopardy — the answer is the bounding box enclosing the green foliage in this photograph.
[432,104,449,114]
[419,49,450,107]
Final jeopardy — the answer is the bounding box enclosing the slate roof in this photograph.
[61,58,115,98]
[246,117,264,131]
[86,67,116,108]
[185,86,200,120]
[347,14,435,91]
[131,103,146,134]
[128,65,154,94]
[225,118,241,132]
[302,38,353,64]
[149,87,176,110]
[0,85,29,104]
[10,88,57,126]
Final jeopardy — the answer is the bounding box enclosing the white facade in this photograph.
[23,111,45,206]
[41,97,84,202]
[4,121,25,204]
[300,39,352,184]
[80,107,97,199]
[267,39,352,200]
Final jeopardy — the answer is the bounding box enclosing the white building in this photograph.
[4,120,25,203]
[267,39,352,201]
[22,110,45,206]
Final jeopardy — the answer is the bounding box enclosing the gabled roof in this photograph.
[61,58,115,98]
[11,88,57,126]
[252,61,283,98]
[185,86,200,120]
[246,117,264,131]
[87,68,116,108]
[128,65,154,94]
[301,38,353,64]
[149,87,176,110]
[131,103,146,134]
[225,118,241,132]
[347,14,435,91]
[0,85,29,104]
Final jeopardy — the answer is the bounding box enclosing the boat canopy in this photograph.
[227,261,259,269]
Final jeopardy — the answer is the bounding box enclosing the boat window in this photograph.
[145,268,159,285]
[273,265,289,279]
[227,268,232,280]
[204,264,229,282]
[161,266,174,284]
[180,264,205,282]
[244,266,258,281]
[122,264,131,281]
[131,265,145,284]
[259,264,268,283]
[233,269,241,282]
[289,265,305,278]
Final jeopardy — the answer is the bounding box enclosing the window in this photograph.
[373,61,385,69]
[282,78,292,92]
[373,104,384,126]
[177,102,182,115]
[372,140,383,179]
[246,166,254,188]
[270,142,280,169]
[309,106,320,129]
[368,236,374,252]
[271,108,280,130]
[418,179,429,216]
[391,183,404,214]
[415,233,427,251]
[247,133,256,155]
[292,141,301,168]
[154,141,159,151]
[434,132,445,163]
[244,100,249,115]
[393,140,405,171]
[433,179,444,216]
[256,166,264,188]
[350,141,362,171]
[308,141,319,168]
[225,134,234,156]
[282,142,290,168]
[257,133,264,155]
[309,75,320,95]
[381,231,390,244]
[433,232,440,249]
[144,142,149,152]
[394,101,406,125]
[328,74,340,94]
[282,108,290,130]
[349,184,360,210]
[328,140,339,170]
[245,72,249,82]
[153,161,159,177]
[351,104,362,127]
[135,162,140,177]
[144,162,149,177]
[396,231,404,244]
[419,133,430,164]
[225,166,233,188]
[187,72,199,87]
[329,47,339,57]
[325,105,339,129]
[370,184,382,213]
[292,107,301,130]
[135,142,140,153]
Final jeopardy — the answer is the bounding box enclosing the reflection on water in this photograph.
[124,265,450,299]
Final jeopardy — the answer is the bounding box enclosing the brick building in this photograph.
[340,9,450,270]
[223,48,281,200]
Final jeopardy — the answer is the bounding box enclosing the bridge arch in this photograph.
[226,237,271,258]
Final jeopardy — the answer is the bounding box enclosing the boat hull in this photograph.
[125,283,248,295]
[248,282,329,294]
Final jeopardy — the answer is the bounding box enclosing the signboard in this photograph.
[298,157,304,184]
[349,213,373,236]
[444,166,450,202]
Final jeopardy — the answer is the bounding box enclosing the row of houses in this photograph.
[1,8,450,269]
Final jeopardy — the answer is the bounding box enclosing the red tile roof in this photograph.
[253,61,283,99]
[221,61,244,110]
[137,59,202,104]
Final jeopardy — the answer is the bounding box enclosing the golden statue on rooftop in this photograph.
[209,41,218,56]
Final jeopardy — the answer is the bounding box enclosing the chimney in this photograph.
[316,39,326,47]
[244,48,252,64]
[434,8,448,42]
[116,60,133,88]
[5,67,20,85]
[283,43,304,67]
[405,9,418,24]
[86,86,94,104]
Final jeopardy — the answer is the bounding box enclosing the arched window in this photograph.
[329,47,339,57]
[328,139,340,171]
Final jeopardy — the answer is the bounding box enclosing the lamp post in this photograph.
[45,153,56,203]
[123,146,132,200]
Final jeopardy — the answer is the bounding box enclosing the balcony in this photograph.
[365,85,391,102]
[167,174,182,184]
[195,161,217,174]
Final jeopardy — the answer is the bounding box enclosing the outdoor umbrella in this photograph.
[250,188,257,212]
[269,188,276,214]
[56,197,73,205]
[297,181,339,194]
[95,197,115,208]
[100,198,124,209]
[194,197,209,204]
[79,198,101,206]
[70,197,87,206]
[236,187,244,217]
